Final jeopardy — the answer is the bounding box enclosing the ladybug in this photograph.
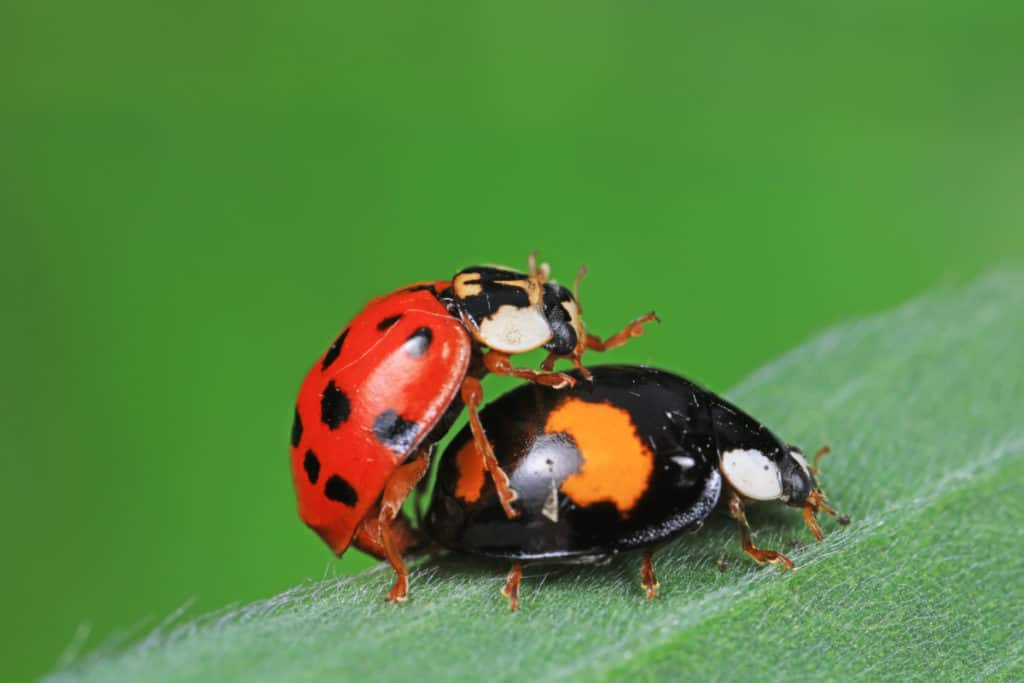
[426,364,840,610]
[289,257,657,602]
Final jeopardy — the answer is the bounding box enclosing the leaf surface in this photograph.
[47,272,1024,682]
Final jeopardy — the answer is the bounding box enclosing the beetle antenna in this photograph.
[574,264,588,302]
[811,445,831,477]
[528,251,551,283]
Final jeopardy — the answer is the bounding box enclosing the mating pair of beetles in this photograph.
[289,257,841,610]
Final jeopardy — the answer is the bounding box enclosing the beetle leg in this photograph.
[571,265,657,360]
[378,451,432,603]
[538,351,594,381]
[802,489,838,542]
[501,562,523,611]
[482,350,576,389]
[461,377,521,519]
[726,489,793,569]
[539,351,594,380]
[545,312,658,378]
[351,500,422,562]
[540,352,558,372]
[584,311,660,354]
[641,549,660,600]
[803,445,840,541]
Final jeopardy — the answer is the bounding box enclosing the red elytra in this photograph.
[290,282,464,555]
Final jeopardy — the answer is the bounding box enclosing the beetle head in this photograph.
[783,445,839,541]
[779,446,815,505]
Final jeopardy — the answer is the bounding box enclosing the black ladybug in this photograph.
[426,365,840,609]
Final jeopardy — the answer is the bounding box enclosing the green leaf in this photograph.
[47,272,1024,682]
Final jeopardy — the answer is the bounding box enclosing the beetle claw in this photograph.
[386,574,409,603]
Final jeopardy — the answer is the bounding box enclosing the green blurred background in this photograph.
[3,2,1023,680]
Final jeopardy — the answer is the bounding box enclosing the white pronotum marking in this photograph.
[478,305,552,353]
[720,448,783,500]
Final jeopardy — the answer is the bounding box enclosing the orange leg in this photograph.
[803,445,840,541]
[802,489,839,542]
[461,377,521,519]
[802,504,824,542]
[540,350,591,379]
[641,549,660,600]
[541,311,659,377]
[585,311,660,353]
[726,489,793,569]
[501,562,523,611]
[351,501,422,562]
[378,452,432,603]
[483,350,576,389]
[539,265,658,375]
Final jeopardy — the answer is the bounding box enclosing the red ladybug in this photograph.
[289,256,656,602]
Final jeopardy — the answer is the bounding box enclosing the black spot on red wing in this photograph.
[377,314,402,331]
[303,449,320,484]
[404,327,433,358]
[373,409,420,454]
[321,329,349,371]
[320,381,351,430]
[324,474,358,506]
[291,408,303,447]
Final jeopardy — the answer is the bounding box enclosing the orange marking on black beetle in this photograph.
[453,438,487,503]
[545,399,654,514]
